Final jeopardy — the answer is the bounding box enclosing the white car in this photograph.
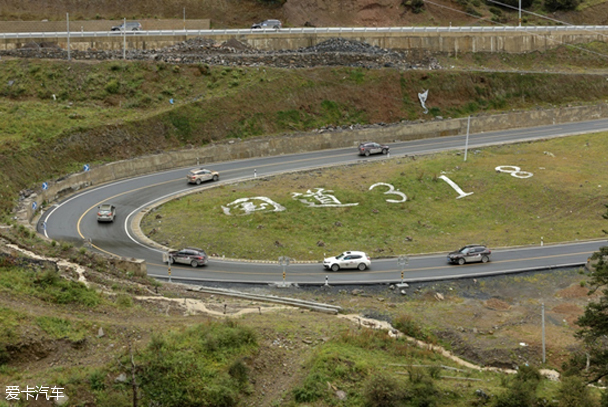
[323,251,371,272]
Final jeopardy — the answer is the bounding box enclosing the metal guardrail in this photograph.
[2,25,608,40]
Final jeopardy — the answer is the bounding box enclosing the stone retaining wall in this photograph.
[2,28,606,53]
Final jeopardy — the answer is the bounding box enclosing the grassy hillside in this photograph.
[2,47,608,216]
[0,237,599,406]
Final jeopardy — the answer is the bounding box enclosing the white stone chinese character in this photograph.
[291,188,358,208]
[6,386,20,400]
[222,197,286,216]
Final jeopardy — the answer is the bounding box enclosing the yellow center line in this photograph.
[146,249,591,276]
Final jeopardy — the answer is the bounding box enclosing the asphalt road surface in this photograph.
[39,119,608,285]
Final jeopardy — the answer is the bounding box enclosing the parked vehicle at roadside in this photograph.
[323,251,371,271]
[167,247,208,268]
[111,21,142,31]
[97,204,116,222]
[358,142,390,157]
[447,244,491,265]
[251,19,282,29]
[187,168,220,185]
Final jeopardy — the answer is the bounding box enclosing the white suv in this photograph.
[186,168,219,185]
[323,251,371,271]
[251,19,282,29]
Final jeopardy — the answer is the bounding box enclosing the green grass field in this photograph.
[141,132,608,261]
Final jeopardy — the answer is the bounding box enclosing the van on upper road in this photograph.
[251,19,282,30]
[111,21,142,31]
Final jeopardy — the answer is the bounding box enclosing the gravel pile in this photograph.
[161,37,255,54]
[1,36,441,70]
[298,37,394,54]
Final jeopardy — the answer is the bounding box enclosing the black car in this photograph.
[447,245,491,265]
[167,247,208,268]
[358,142,390,157]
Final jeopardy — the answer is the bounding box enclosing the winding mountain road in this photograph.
[38,119,608,285]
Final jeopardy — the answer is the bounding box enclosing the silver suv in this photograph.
[111,21,142,31]
[167,247,208,268]
[251,19,282,30]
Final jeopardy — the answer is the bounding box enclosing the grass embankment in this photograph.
[2,252,585,407]
[142,132,608,260]
[2,54,608,214]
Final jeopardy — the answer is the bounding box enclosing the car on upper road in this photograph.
[358,142,390,157]
[111,21,142,31]
[447,244,491,265]
[187,168,220,185]
[323,251,371,271]
[251,19,282,29]
[97,204,116,222]
[167,247,208,268]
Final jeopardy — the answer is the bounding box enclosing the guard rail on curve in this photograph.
[2,25,608,39]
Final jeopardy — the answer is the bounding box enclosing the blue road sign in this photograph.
[42,182,48,190]
[42,221,47,231]
[32,201,37,210]
[83,164,90,172]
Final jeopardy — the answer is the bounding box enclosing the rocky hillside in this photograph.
[2,0,608,27]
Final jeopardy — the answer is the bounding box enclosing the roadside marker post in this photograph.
[396,255,409,288]
[163,253,172,283]
[278,256,290,288]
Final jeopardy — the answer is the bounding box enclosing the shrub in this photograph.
[137,321,257,407]
[558,375,595,407]
[293,372,326,402]
[364,371,404,407]
[197,63,211,76]
[393,314,436,343]
[89,369,106,391]
[115,294,133,308]
[544,0,580,11]
[105,79,120,94]
[494,365,542,407]
[228,359,249,387]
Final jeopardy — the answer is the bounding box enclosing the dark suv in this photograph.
[358,142,389,157]
[447,244,491,265]
[167,247,208,268]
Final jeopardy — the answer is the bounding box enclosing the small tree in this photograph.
[544,0,580,12]
[493,365,542,407]
[558,375,595,407]
[576,246,608,383]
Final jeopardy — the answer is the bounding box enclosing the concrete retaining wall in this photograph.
[1,28,607,53]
